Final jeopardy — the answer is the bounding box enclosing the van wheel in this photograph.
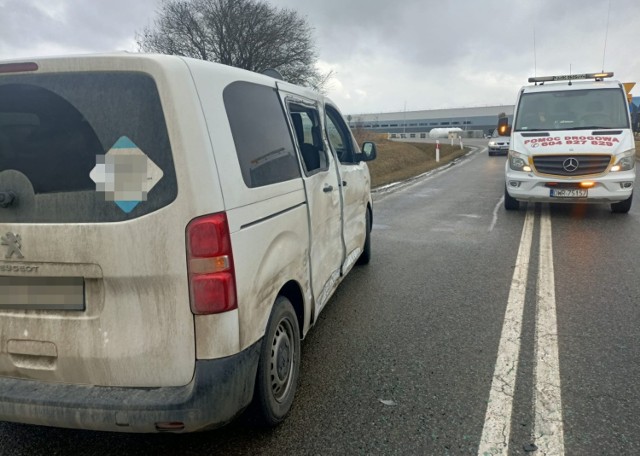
[504,186,520,211]
[357,209,371,265]
[611,194,633,214]
[253,295,301,427]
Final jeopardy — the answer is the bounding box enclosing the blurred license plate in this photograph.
[0,276,85,310]
[550,188,588,198]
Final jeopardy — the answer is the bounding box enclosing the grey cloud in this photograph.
[0,0,638,112]
[0,0,157,56]
[0,1,57,50]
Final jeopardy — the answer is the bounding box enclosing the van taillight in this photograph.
[186,213,237,314]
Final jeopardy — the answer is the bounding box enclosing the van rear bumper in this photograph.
[0,340,261,433]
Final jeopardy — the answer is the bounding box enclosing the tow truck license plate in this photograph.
[550,188,588,198]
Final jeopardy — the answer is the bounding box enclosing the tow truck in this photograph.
[504,72,636,213]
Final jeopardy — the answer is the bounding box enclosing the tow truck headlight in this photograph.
[508,150,532,172]
[610,149,636,172]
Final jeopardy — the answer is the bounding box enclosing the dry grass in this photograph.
[354,131,470,188]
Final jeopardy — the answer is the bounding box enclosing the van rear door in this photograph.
[0,61,196,387]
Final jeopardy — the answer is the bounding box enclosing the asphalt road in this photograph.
[2,141,640,455]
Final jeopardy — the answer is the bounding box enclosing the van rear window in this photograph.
[0,72,177,223]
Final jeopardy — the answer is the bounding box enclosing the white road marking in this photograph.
[534,207,565,455]
[478,207,535,455]
[489,196,505,232]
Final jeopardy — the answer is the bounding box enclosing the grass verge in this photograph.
[354,131,471,188]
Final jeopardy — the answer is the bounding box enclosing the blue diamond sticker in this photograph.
[115,201,140,213]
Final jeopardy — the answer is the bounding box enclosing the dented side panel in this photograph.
[226,189,310,347]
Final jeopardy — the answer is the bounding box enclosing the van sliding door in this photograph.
[278,91,344,315]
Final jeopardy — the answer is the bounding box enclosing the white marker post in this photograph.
[459,137,464,150]
[436,140,440,162]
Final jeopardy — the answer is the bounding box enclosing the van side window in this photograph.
[325,105,357,164]
[223,81,300,188]
[287,103,328,174]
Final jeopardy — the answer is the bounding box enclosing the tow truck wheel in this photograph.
[504,186,520,211]
[611,193,633,214]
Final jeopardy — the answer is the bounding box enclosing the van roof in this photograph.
[0,52,324,101]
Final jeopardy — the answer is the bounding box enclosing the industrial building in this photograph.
[347,105,515,136]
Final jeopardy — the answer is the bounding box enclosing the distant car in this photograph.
[488,129,510,156]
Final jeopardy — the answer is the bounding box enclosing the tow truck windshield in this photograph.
[514,88,629,132]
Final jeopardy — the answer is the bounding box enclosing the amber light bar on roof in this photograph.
[528,72,614,83]
[0,62,39,74]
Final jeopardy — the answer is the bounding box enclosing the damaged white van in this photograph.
[0,53,376,432]
[505,72,635,213]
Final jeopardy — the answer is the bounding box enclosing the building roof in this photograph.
[350,105,514,122]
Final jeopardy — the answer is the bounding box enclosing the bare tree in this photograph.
[137,0,332,91]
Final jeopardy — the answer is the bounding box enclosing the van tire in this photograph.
[611,194,633,214]
[504,186,520,211]
[252,295,301,427]
[357,209,371,265]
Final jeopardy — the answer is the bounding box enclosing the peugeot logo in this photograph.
[1,232,24,259]
[563,157,579,173]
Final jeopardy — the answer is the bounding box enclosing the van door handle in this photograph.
[323,185,334,193]
[342,180,347,187]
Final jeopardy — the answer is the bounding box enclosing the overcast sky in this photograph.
[1,0,638,114]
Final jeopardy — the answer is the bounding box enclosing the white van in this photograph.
[0,53,376,432]
[504,72,635,213]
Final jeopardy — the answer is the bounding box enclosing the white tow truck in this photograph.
[504,72,636,213]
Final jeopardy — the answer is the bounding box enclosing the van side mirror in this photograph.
[358,142,377,162]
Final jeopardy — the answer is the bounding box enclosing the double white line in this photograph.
[478,206,565,456]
